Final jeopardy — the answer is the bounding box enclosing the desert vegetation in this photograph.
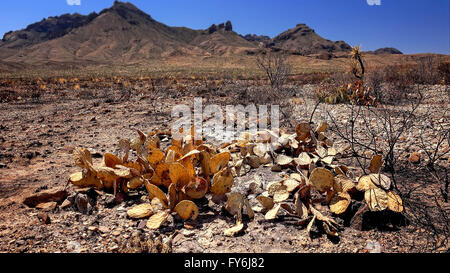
[0,50,448,253]
[0,1,449,254]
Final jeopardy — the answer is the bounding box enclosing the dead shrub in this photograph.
[416,108,450,203]
[414,56,442,85]
[30,89,42,103]
[256,50,292,91]
[0,90,20,102]
[365,69,385,103]
[326,85,424,190]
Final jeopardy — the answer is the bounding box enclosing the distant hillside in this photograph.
[267,24,352,55]
[189,22,257,55]
[0,1,402,67]
[366,47,403,55]
[0,1,255,65]
[1,12,98,49]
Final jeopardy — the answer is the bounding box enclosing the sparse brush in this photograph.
[255,50,291,91]
[317,81,379,106]
[438,62,450,85]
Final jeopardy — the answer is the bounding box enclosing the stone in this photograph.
[75,194,90,215]
[103,194,116,208]
[36,201,57,212]
[246,156,261,169]
[172,233,185,246]
[408,152,421,164]
[109,245,119,252]
[137,220,147,230]
[99,226,109,234]
[23,187,68,207]
[249,179,262,193]
[271,165,282,172]
[88,226,98,232]
[37,213,51,224]
[59,199,72,210]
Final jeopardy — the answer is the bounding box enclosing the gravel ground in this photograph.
[0,82,448,253]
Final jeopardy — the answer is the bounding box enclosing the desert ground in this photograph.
[0,53,448,254]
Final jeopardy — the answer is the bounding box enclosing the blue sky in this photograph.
[1,0,449,54]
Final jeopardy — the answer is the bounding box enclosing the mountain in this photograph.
[366,47,403,55]
[0,1,201,64]
[0,1,255,65]
[0,1,354,66]
[1,12,98,49]
[267,24,352,55]
[188,22,256,55]
[243,34,271,46]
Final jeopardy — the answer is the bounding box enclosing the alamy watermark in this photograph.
[171,97,280,146]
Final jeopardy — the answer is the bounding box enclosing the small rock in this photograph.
[99,226,109,234]
[172,233,185,245]
[75,194,90,215]
[74,188,91,193]
[109,245,119,252]
[23,187,68,208]
[184,222,197,230]
[246,156,261,169]
[103,194,116,208]
[37,213,51,224]
[36,201,57,212]
[271,165,282,172]
[249,180,262,194]
[88,226,98,232]
[181,229,196,237]
[137,220,148,230]
[408,152,421,164]
[59,199,72,210]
